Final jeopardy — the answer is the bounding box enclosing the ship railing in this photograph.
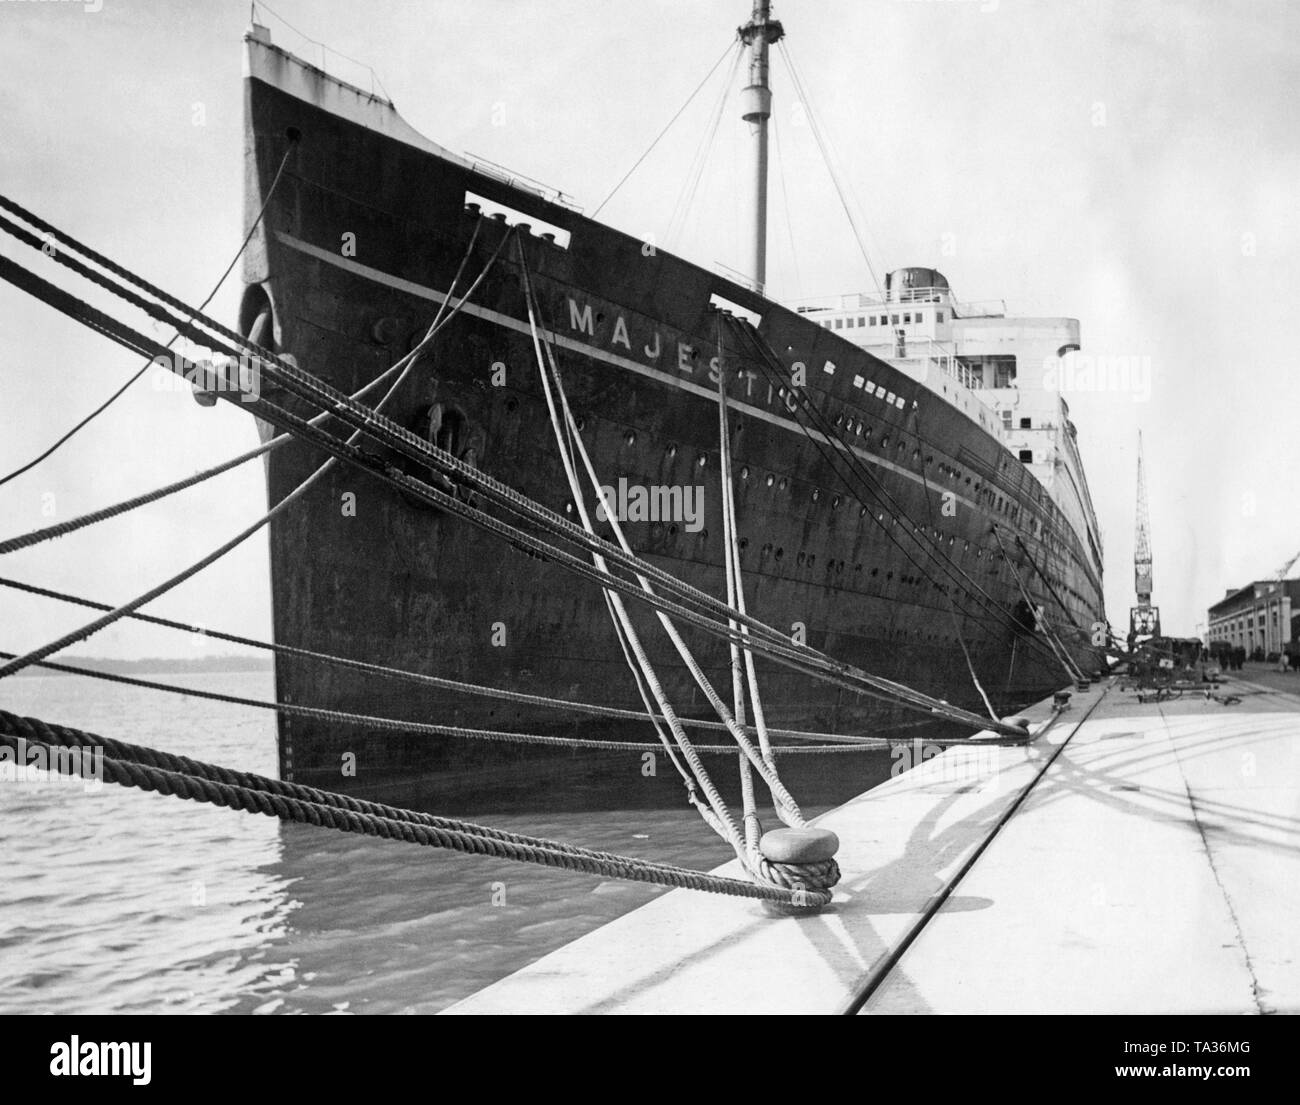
[249,14,392,103]
[792,289,1006,317]
[463,152,583,211]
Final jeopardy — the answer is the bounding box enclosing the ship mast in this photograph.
[738,0,784,296]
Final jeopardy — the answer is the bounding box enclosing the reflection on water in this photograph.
[0,670,903,1013]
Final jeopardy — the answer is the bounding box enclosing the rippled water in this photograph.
[1,671,898,1014]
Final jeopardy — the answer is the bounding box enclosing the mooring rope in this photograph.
[0,711,831,907]
[0,142,295,490]
[0,216,489,559]
[520,252,837,899]
[0,577,895,748]
[0,220,503,681]
[1012,533,1105,666]
[519,245,748,859]
[1,650,890,755]
[0,196,1030,739]
[991,525,1085,685]
[727,314,1072,675]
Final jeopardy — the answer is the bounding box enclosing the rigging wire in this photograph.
[770,108,803,301]
[665,43,745,252]
[776,40,884,299]
[593,39,739,218]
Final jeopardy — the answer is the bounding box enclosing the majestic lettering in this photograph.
[568,298,594,335]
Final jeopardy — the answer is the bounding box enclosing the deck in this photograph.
[444,669,1299,1014]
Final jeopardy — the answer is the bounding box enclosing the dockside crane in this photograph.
[1274,549,1300,582]
[1129,432,1161,643]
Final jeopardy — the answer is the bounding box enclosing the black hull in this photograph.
[239,56,1105,814]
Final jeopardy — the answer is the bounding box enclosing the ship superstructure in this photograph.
[797,268,1105,585]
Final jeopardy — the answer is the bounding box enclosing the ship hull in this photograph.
[239,47,1105,813]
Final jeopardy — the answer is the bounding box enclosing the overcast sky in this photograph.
[1,0,1298,660]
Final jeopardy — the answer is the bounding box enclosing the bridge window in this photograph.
[1019,449,1033,463]
[1020,417,1032,429]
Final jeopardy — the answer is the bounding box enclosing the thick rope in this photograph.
[521,257,832,897]
[716,315,795,833]
[0,712,830,907]
[0,217,488,559]
[0,198,1029,738]
[0,221,503,681]
[0,142,294,489]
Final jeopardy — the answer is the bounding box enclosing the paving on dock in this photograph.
[445,674,1299,1014]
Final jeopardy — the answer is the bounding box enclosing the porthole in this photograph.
[667,444,677,459]
[778,478,788,491]
[740,466,749,479]
[625,431,636,446]
[765,474,775,488]
[774,547,784,561]
[697,455,707,468]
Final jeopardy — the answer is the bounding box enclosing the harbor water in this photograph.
[0,669,903,1014]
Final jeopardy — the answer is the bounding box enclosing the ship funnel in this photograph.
[886,267,950,303]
